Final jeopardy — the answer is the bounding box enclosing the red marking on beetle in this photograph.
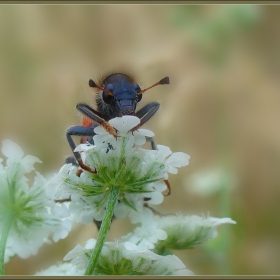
[82,117,93,127]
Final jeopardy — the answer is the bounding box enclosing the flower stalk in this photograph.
[85,188,119,275]
[0,211,15,275]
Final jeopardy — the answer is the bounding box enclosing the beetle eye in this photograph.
[134,83,142,102]
[137,94,142,102]
[133,83,141,93]
[102,84,114,104]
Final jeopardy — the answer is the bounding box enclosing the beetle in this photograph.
[66,72,170,173]
[62,72,170,229]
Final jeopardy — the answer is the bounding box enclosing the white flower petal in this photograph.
[114,202,130,219]
[2,139,24,160]
[157,145,172,159]
[74,143,94,153]
[166,152,190,168]
[154,181,167,192]
[124,241,139,251]
[21,155,42,173]
[167,165,178,174]
[93,134,115,148]
[208,217,237,226]
[133,134,146,146]
[147,191,164,205]
[129,207,153,224]
[63,244,84,261]
[109,115,140,133]
[94,125,107,135]
[165,255,195,276]
[137,129,154,138]
[85,238,96,249]
[156,228,168,240]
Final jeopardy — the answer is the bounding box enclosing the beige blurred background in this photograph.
[1,4,279,275]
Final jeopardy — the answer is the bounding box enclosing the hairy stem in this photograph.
[85,188,119,275]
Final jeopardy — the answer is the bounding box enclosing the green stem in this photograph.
[85,188,119,275]
[218,166,232,275]
[0,211,15,275]
[214,87,233,275]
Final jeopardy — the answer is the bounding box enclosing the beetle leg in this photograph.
[134,102,160,150]
[135,101,160,127]
[66,103,119,173]
[163,179,171,196]
[66,125,97,173]
[145,137,157,150]
[76,103,118,138]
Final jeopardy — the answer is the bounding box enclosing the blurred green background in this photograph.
[1,4,280,275]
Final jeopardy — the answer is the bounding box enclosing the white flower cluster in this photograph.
[37,210,236,276]
[0,116,237,276]
[62,238,194,276]
[0,140,71,262]
[36,205,235,276]
[47,116,190,225]
[121,209,236,253]
[153,212,236,252]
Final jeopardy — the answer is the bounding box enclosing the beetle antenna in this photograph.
[89,79,114,97]
[137,76,170,96]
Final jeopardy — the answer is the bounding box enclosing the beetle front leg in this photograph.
[135,102,160,127]
[134,102,160,150]
[76,103,118,138]
[66,125,97,173]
